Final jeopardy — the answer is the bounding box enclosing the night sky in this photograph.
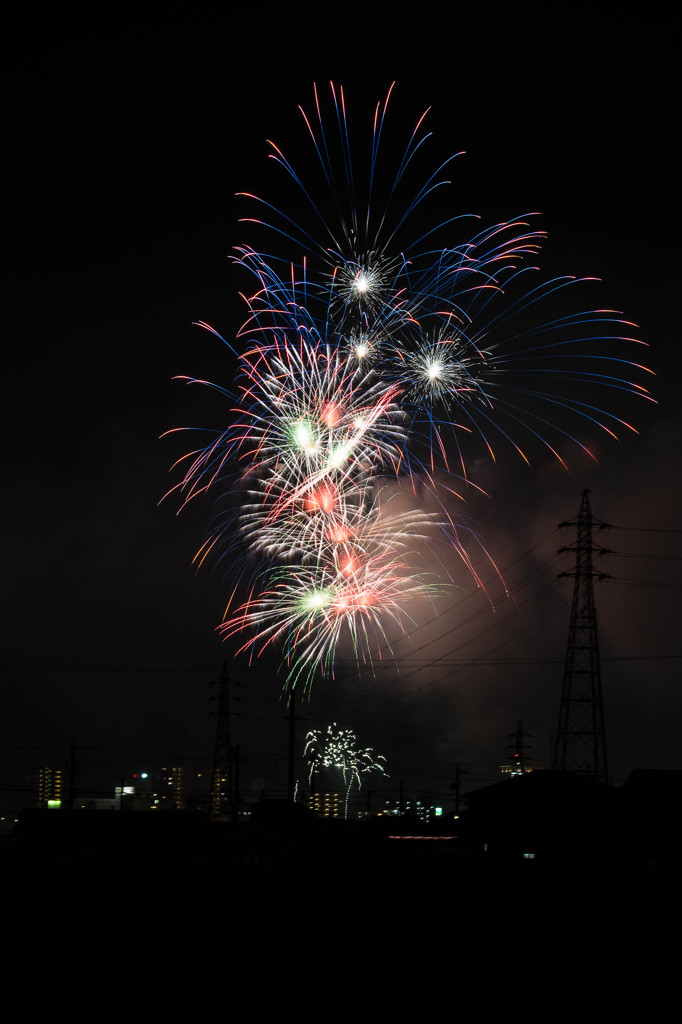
[3,5,679,816]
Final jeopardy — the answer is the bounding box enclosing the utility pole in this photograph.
[552,490,611,783]
[451,763,469,814]
[232,743,248,822]
[66,736,80,811]
[287,690,296,803]
[209,662,239,820]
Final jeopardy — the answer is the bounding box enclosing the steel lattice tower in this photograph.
[508,720,532,774]
[552,490,611,783]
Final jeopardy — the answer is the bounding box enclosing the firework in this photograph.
[166,83,651,693]
[304,723,388,818]
[238,86,652,468]
[216,483,483,693]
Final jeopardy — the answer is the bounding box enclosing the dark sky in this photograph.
[3,5,679,813]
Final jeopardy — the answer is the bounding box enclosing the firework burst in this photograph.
[304,723,388,818]
[165,83,652,694]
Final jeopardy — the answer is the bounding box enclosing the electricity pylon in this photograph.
[552,490,611,783]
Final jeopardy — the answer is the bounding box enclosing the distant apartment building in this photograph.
[303,792,340,818]
[121,766,201,811]
[378,799,444,823]
[38,767,63,808]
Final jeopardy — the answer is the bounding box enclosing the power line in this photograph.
[611,526,682,533]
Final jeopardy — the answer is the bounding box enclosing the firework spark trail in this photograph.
[166,83,653,693]
[217,492,466,693]
[304,723,388,817]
